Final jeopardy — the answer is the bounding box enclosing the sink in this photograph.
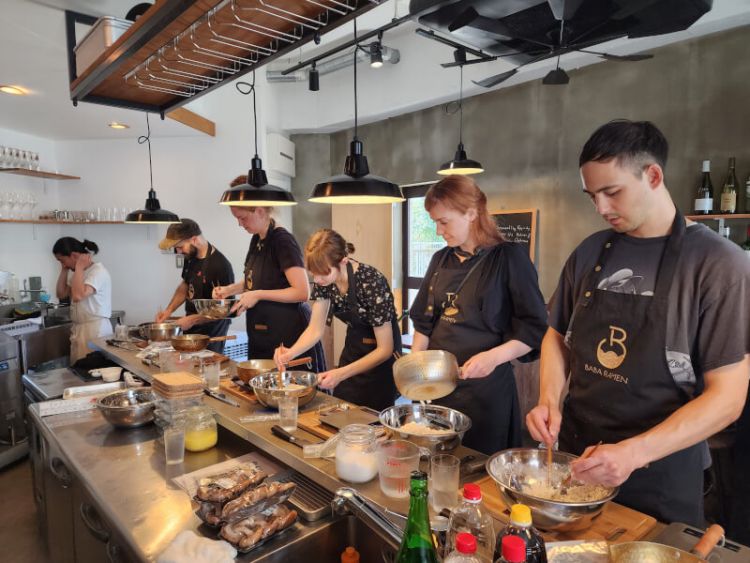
[244,514,399,562]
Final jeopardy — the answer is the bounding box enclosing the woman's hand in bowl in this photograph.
[212,286,227,299]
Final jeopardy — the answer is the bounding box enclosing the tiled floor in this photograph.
[0,459,49,563]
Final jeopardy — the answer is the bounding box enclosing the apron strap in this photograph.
[424,248,490,321]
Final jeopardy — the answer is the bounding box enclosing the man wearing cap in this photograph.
[156,219,235,353]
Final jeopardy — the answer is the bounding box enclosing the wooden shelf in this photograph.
[0,168,80,180]
[0,220,123,225]
[686,213,750,220]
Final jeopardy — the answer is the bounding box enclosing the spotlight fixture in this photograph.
[125,114,180,224]
[0,85,27,96]
[370,42,383,68]
[220,73,296,207]
[108,121,130,129]
[309,22,403,204]
[309,63,320,91]
[437,66,484,176]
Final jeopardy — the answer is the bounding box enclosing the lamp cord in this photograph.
[459,65,464,145]
[353,19,358,141]
[236,72,258,157]
[138,113,153,190]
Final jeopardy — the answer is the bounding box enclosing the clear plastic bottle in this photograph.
[445,533,482,563]
[494,504,546,563]
[496,535,526,563]
[445,483,495,562]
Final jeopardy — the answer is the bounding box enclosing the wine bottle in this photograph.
[396,471,439,563]
[719,157,738,214]
[744,173,750,214]
[693,160,713,214]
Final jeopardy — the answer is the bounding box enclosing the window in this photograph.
[401,183,446,336]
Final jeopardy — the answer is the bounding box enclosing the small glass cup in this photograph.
[164,425,185,465]
[203,361,221,391]
[114,324,129,341]
[429,454,460,513]
[159,350,179,372]
[278,394,298,432]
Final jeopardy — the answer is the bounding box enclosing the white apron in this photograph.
[69,301,112,363]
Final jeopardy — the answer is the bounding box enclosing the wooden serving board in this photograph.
[297,410,337,440]
[220,379,259,404]
[476,476,657,543]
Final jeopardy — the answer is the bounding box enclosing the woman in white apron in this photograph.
[53,237,112,363]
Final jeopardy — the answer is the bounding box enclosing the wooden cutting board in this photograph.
[219,379,259,404]
[297,410,337,440]
[476,476,657,543]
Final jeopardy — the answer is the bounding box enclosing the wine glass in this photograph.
[0,147,8,168]
[32,153,40,171]
[28,193,38,220]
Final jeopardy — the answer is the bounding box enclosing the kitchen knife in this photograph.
[271,425,317,448]
[203,388,240,407]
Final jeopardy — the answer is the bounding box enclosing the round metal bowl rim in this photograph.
[97,389,155,409]
[378,404,472,434]
[249,371,317,391]
[485,448,620,507]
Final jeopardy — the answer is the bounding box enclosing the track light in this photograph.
[370,42,383,68]
[309,63,320,91]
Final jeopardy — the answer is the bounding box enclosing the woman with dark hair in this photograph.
[53,237,112,363]
[213,176,326,372]
[274,229,400,411]
[409,175,547,454]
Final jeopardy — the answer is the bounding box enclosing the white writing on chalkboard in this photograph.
[498,224,532,243]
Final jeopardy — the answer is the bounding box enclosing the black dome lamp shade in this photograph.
[125,114,179,224]
[309,21,404,204]
[220,73,297,207]
[438,64,483,176]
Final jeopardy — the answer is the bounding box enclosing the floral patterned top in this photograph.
[311,261,396,327]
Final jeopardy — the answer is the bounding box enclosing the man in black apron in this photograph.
[527,120,749,527]
[157,219,234,353]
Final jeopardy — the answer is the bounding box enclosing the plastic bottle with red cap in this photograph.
[496,536,526,563]
[493,504,547,563]
[445,483,495,561]
[444,532,483,562]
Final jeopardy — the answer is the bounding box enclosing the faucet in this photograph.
[332,488,404,547]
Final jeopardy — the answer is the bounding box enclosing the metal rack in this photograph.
[66,0,379,115]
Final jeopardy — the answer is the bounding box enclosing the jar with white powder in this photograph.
[335,424,378,483]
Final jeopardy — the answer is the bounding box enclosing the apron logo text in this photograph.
[584,363,629,385]
[596,325,628,369]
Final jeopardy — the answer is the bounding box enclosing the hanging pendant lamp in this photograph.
[220,73,297,207]
[309,20,404,204]
[125,114,179,224]
[437,65,484,176]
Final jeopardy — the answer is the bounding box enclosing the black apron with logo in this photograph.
[559,211,704,526]
[243,226,326,372]
[330,262,400,411]
[183,244,230,353]
[425,246,522,456]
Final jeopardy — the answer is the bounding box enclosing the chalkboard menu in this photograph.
[492,208,539,263]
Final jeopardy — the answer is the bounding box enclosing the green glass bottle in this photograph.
[395,471,439,563]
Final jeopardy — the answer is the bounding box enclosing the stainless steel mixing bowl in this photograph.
[486,448,618,531]
[378,403,471,453]
[249,371,318,409]
[138,322,181,342]
[96,388,155,428]
[191,299,238,320]
[392,350,459,401]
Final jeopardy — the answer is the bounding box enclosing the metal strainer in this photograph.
[392,350,459,401]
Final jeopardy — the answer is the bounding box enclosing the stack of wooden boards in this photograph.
[152,372,204,400]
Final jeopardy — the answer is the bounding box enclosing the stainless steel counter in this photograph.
[23,367,101,401]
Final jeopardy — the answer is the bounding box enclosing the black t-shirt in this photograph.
[182,243,234,315]
[311,261,396,327]
[410,242,548,362]
[549,223,750,396]
[244,224,305,291]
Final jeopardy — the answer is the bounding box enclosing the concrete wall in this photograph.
[291,25,750,300]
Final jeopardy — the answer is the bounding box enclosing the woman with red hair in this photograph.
[409,175,547,454]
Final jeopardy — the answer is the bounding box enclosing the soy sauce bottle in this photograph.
[493,504,547,563]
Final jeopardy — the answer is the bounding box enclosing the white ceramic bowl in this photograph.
[90,367,123,382]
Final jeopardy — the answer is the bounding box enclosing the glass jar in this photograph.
[183,406,218,452]
[335,424,378,483]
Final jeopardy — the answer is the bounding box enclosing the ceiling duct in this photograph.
[268,44,400,84]
[408,0,713,66]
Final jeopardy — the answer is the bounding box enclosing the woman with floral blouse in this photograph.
[274,229,400,411]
